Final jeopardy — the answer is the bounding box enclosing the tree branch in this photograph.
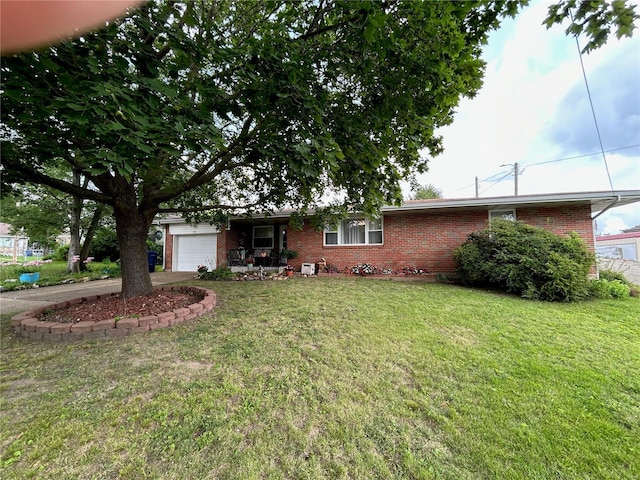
[149,115,259,205]
[296,13,360,42]
[2,158,113,205]
[157,199,264,214]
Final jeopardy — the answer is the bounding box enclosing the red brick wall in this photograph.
[285,204,594,274]
[164,225,174,272]
[216,228,230,267]
[517,206,595,250]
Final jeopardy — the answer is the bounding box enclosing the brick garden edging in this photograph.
[10,286,216,342]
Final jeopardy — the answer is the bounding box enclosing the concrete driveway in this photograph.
[0,272,195,316]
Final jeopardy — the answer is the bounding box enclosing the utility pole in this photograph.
[475,176,479,198]
[500,162,520,196]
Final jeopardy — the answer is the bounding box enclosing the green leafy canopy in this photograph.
[1,0,525,220]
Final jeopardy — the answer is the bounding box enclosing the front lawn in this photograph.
[1,279,638,479]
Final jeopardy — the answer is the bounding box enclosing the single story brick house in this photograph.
[155,190,640,275]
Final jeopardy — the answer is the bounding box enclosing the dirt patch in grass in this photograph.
[38,290,203,323]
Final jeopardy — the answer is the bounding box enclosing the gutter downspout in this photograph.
[591,195,621,221]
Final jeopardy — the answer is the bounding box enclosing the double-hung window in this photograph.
[324,217,383,246]
[489,209,516,222]
[253,225,274,249]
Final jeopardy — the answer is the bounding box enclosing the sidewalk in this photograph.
[0,272,195,316]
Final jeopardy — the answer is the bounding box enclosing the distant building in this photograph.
[596,232,640,262]
[0,224,29,260]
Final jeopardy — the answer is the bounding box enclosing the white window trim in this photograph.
[253,225,274,249]
[489,209,516,222]
[323,217,384,246]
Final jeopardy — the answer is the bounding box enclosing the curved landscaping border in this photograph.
[10,286,216,342]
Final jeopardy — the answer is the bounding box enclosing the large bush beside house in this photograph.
[454,220,595,302]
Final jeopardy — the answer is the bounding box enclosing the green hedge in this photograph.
[198,266,235,281]
[454,220,595,302]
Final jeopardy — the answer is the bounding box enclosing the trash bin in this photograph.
[147,251,157,272]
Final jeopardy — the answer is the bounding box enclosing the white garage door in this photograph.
[174,234,217,272]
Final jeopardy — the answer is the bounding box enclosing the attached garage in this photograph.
[169,223,219,272]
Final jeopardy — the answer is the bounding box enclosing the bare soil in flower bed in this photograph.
[38,290,204,324]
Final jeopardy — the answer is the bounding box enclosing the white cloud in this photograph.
[597,203,640,235]
[412,0,640,233]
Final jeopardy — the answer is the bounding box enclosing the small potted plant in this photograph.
[246,256,254,268]
[284,264,295,277]
[280,249,298,260]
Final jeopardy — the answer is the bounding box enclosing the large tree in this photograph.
[1,0,637,297]
[409,183,443,200]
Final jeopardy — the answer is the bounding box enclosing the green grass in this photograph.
[1,278,638,479]
[0,260,120,290]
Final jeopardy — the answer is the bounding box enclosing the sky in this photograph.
[411,0,640,235]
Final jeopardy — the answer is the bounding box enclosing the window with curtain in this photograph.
[324,217,383,245]
[489,209,516,222]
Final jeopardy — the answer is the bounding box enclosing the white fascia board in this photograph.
[382,190,640,214]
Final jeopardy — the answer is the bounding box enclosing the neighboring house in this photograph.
[596,231,640,284]
[0,223,29,260]
[596,232,640,262]
[156,190,640,275]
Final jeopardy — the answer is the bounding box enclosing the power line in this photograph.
[571,10,614,191]
[478,171,512,196]
[447,167,515,195]
[521,144,640,170]
[441,144,639,198]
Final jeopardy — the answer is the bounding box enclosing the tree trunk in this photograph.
[79,204,105,263]
[66,171,82,273]
[114,203,155,298]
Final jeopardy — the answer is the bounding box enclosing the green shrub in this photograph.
[589,279,612,299]
[53,244,69,261]
[608,280,631,298]
[101,259,121,277]
[598,268,638,297]
[599,269,629,284]
[90,228,120,262]
[199,266,234,281]
[589,278,631,299]
[454,220,595,302]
